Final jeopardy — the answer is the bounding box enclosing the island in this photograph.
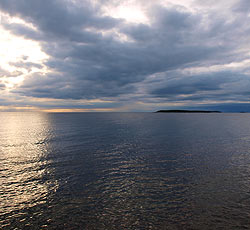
[155,110,221,113]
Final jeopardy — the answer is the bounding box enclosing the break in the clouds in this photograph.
[0,0,250,112]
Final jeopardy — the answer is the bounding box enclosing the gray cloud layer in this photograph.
[1,0,250,111]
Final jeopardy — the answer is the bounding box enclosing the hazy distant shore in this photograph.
[155,110,222,113]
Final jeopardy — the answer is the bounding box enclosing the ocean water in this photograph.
[1,112,250,229]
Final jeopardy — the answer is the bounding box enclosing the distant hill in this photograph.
[155,110,221,113]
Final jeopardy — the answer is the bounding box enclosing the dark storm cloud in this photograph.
[14,72,136,99]
[1,22,43,41]
[1,0,250,110]
[146,70,250,104]
[151,71,237,97]
[0,0,120,43]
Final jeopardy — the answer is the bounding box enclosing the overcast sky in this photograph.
[0,0,250,112]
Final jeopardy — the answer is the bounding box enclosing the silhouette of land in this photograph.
[156,110,221,113]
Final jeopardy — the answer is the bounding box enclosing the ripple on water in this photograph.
[1,113,250,229]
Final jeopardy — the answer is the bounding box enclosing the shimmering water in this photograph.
[1,112,250,229]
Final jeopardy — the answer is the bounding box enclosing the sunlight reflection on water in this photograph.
[0,113,59,227]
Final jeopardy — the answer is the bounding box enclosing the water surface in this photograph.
[1,112,250,229]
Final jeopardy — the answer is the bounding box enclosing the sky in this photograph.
[0,0,250,112]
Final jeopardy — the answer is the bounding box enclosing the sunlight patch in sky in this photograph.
[0,24,48,89]
[102,1,149,24]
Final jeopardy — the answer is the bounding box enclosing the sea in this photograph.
[1,112,250,229]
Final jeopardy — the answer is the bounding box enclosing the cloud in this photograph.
[150,71,238,97]
[233,0,250,12]
[9,61,43,70]
[0,84,5,89]
[0,0,250,111]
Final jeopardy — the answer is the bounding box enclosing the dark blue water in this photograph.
[1,112,250,229]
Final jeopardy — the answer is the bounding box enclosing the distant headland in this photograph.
[155,110,222,113]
